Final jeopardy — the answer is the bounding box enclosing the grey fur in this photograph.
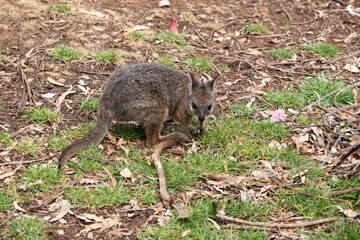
[58,63,220,169]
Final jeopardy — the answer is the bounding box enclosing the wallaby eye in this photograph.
[207,105,212,110]
[192,103,197,110]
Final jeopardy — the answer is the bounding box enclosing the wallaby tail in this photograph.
[58,122,109,170]
[159,132,190,142]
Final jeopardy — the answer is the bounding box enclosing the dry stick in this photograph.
[332,141,360,169]
[194,29,205,42]
[26,191,64,211]
[269,205,313,223]
[330,187,360,197]
[216,214,341,229]
[151,140,190,219]
[296,191,349,203]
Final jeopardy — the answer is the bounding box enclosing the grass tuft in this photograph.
[153,31,190,49]
[17,139,41,157]
[126,31,147,42]
[157,57,176,67]
[268,48,295,60]
[19,165,62,192]
[8,217,49,240]
[24,107,60,125]
[281,24,291,31]
[184,57,213,72]
[298,76,354,106]
[264,90,304,109]
[307,43,341,58]
[80,98,99,113]
[0,132,14,147]
[245,22,272,35]
[50,3,71,17]
[0,192,14,212]
[49,45,81,62]
[91,50,119,66]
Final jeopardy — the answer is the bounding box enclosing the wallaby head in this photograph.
[187,73,221,124]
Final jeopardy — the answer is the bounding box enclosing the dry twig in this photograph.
[151,140,190,219]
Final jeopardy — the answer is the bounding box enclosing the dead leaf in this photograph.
[117,138,129,156]
[55,85,76,111]
[75,213,104,223]
[0,165,22,180]
[158,0,170,8]
[245,49,262,55]
[106,132,117,145]
[103,167,117,187]
[343,64,359,73]
[120,168,133,178]
[336,205,359,218]
[181,230,192,237]
[41,93,56,99]
[13,201,26,212]
[77,217,122,236]
[49,200,73,222]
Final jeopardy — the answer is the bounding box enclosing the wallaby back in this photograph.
[58,63,220,170]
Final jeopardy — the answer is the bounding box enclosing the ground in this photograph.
[0,0,360,239]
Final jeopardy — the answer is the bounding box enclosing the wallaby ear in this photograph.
[188,72,200,90]
[206,73,223,91]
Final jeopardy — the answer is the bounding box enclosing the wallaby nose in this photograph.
[199,116,205,122]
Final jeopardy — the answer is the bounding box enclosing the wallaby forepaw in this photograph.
[199,126,206,134]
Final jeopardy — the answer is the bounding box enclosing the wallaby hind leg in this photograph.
[145,123,162,146]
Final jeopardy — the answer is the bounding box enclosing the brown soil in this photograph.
[0,0,359,239]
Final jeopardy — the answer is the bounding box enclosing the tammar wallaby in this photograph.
[58,63,221,169]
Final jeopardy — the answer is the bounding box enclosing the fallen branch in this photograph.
[151,140,190,219]
[216,214,341,229]
[332,141,360,169]
[330,187,360,197]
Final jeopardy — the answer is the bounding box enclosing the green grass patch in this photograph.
[140,198,268,239]
[61,122,95,141]
[0,132,14,147]
[91,50,119,66]
[19,165,62,193]
[65,184,131,208]
[17,139,42,157]
[181,12,198,23]
[24,106,60,125]
[0,192,14,212]
[245,22,272,35]
[298,76,354,106]
[307,43,341,58]
[217,64,231,72]
[49,136,70,151]
[8,217,49,240]
[184,57,213,72]
[50,3,71,17]
[0,104,3,112]
[153,31,190,49]
[281,24,291,31]
[80,98,99,113]
[156,57,176,67]
[126,31,147,42]
[264,90,304,109]
[49,45,81,62]
[268,48,295,60]
[229,104,257,118]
